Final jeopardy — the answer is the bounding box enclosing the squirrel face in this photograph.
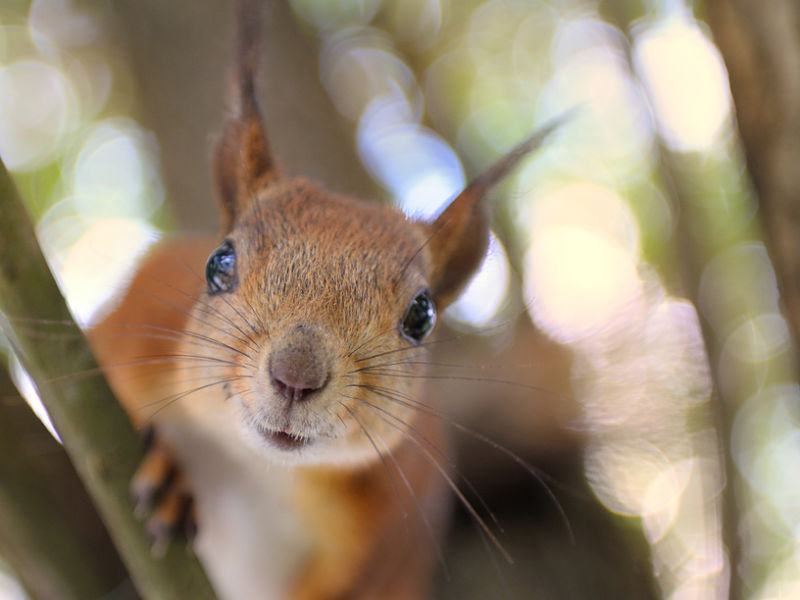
[192,177,439,465]
[183,20,561,466]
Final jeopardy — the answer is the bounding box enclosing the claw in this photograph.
[131,430,196,555]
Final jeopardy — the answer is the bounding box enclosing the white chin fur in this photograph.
[238,419,388,467]
[231,393,386,467]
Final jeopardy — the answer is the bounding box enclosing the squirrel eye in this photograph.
[206,240,237,295]
[400,289,436,344]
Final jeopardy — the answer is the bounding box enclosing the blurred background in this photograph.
[1,0,798,598]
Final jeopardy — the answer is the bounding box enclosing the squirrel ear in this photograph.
[426,118,567,307]
[213,0,279,234]
[425,182,491,308]
[213,108,277,234]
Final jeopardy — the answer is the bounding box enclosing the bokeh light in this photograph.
[445,232,512,329]
[1,0,799,598]
[633,14,732,152]
[0,0,166,450]
[47,217,159,326]
[321,26,421,122]
[526,225,643,343]
[357,101,464,218]
[382,0,443,48]
[67,118,165,219]
[0,59,76,170]
[523,182,643,344]
[540,17,654,174]
[0,564,26,600]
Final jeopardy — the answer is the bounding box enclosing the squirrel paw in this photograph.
[131,426,197,557]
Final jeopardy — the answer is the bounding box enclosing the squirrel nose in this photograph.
[268,325,330,403]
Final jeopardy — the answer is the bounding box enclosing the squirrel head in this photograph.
[182,1,559,465]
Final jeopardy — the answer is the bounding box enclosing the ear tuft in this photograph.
[426,115,569,306]
[213,0,280,235]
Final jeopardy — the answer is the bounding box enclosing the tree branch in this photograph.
[0,360,135,599]
[0,158,216,599]
[705,0,800,364]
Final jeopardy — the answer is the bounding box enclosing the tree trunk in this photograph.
[705,0,800,362]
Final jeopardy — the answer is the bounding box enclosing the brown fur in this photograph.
[89,183,460,597]
[88,237,213,426]
[87,1,553,596]
[291,412,450,600]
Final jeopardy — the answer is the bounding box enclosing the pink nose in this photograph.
[268,325,329,403]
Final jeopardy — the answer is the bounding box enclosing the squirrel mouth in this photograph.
[257,424,310,450]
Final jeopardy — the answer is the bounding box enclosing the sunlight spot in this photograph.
[510,3,559,86]
[540,18,654,167]
[526,182,640,253]
[759,430,800,531]
[321,28,421,122]
[525,226,643,344]
[522,183,643,344]
[585,442,691,517]
[550,16,626,64]
[0,567,27,600]
[446,232,511,330]
[357,94,464,217]
[468,0,556,73]
[724,314,792,365]
[633,16,731,152]
[0,59,76,170]
[731,383,800,547]
[9,355,59,441]
[640,458,696,541]
[64,52,112,120]
[69,118,164,218]
[54,217,159,326]
[400,170,461,219]
[576,288,724,599]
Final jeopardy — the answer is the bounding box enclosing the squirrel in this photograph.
[87,1,558,598]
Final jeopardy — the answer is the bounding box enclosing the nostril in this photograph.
[268,340,329,403]
[269,373,326,403]
[268,324,332,403]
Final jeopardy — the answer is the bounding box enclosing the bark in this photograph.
[705,0,800,362]
[654,147,745,600]
[700,6,800,590]
[0,363,134,600]
[0,158,216,599]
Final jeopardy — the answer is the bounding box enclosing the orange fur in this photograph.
[88,238,214,426]
[86,2,549,596]
[88,187,458,598]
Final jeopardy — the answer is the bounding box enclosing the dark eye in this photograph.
[400,289,436,344]
[206,240,237,295]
